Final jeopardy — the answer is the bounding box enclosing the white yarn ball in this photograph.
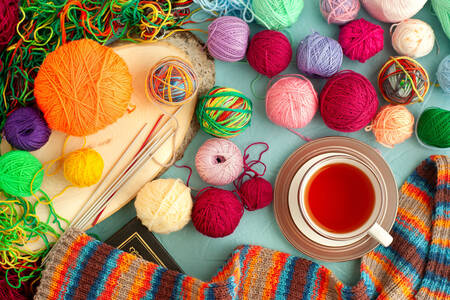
[135,178,192,234]
[392,19,435,58]
[361,0,427,23]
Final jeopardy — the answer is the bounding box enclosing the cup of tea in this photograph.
[299,156,393,247]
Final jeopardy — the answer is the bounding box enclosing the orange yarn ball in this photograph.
[35,39,132,136]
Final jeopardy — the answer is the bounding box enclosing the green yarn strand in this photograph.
[432,0,450,40]
[417,108,450,148]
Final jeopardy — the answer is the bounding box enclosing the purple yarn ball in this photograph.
[207,16,250,62]
[296,32,343,78]
[4,107,51,151]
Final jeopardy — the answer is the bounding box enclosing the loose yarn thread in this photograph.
[431,0,450,40]
[416,107,450,149]
[391,19,435,59]
[252,0,304,30]
[437,55,450,94]
[319,0,360,24]
[361,0,427,23]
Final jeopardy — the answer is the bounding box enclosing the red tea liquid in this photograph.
[305,163,375,233]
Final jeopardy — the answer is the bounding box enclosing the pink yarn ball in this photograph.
[320,70,378,132]
[195,138,243,186]
[192,188,243,238]
[266,75,318,129]
[320,0,360,24]
[339,18,384,63]
[239,177,273,211]
[246,30,292,78]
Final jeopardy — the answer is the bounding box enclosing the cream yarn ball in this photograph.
[361,0,427,23]
[135,178,192,234]
[392,19,435,58]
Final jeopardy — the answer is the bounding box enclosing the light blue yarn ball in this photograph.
[193,0,254,22]
[437,55,450,94]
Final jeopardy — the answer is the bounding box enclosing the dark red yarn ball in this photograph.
[192,188,243,238]
[0,0,20,50]
[239,177,273,211]
[246,30,292,78]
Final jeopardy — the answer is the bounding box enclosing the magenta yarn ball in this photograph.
[320,0,360,24]
[239,177,273,211]
[246,30,292,78]
[339,18,384,63]
[192,188,243,238]
[320,70,378,132]
[266,75,318,129]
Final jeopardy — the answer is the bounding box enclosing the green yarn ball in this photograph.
[432,0,450,41]
[417,108,450,149]
[0,150,44,197]
[253,0,304,30]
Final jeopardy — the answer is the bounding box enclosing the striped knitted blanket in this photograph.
[35,155,449,300]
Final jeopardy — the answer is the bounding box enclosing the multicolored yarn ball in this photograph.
[135,178,192,234]
[432,0,450,40]
[3,107,51,151]
[147,57,198,106]
[193,0,254,21]
[239,176,273,211]
[339,18,384,63]
[361,0,428,23]
[417,108,450,149]
[266,75,318,129]
[195,138,243,186]
[247,30,292,78]
[320,70,378,132]
[207,16,250,62]
[0,0,19,50]
[0,150,43,197]
[252,0,303,30]
[378,56,430,105]
[35,39,132,137]
[63,148,104,187]
[319,0,360,24]
[366,105,414,148]
[437,55,450,94]
[192,187,243,238]
[391,19,435,58]
[296,32,343,78]
[196,86,252,138]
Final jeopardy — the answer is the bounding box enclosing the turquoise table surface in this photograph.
[88,1,450,286]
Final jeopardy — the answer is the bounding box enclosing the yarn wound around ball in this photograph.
[339,18,384,63]
[0,0,19,50]
[437,55,450,94]
[319,0,360,25]
[432,0,450,41]
[35,39,132,137]
[4,107,51,151]
[193,0,254,22]
[135,178,193,234]
[196,86,252,138]
[391,19,435,59]
[361,0,428,23]
[63,148,104,187]
[417,108,450,149]
[252,0,304,30]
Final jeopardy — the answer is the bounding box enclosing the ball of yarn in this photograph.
[0,0,19,50]
[193,0,254,21]
[367,105,414,148]
[4,107,51,151]
[239,177,273,211]
[266,75,318,129]
[378,56,430,105]
[207,16,250,62]
[437,55,450,94]
[192,187,243,238]
[339,18,384,63]
[195,138,243,186]
[432,0,450,40]
[252,0,303,30]
[417,108,450,149]
[319,0,360,24]
[361,0,427,23]
[296,32,343,78]
[247,30,292,78]
[63,148,104,187]
[135,178,193,234]
[35,39,132,137]
[196,87,252,138]
[0,150,44,197]
[391,19,435,58]
[147,57,198,106]
[320,70,378,132]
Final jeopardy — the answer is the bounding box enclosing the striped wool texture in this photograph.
[35,155,449,300]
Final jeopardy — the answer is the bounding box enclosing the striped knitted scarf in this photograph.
[35,155,449,300]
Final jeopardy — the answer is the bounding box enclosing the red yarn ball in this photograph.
[320,70,378,132]
[338,18,384,63]
[192,188,243,238]
[247,30,292,78]
[0,0,19,50]
[239,177,273,211]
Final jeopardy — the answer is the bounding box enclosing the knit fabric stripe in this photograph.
[240,246,262,298]
[397,207,431,240]
[276,255,296,298]
[302,263,320,299]
[131,261,158,299]
[286,259,311,299]
[400,183,432,212]
[87,248,121,299]
[144,265,164,299]
[262,251,288,298]
[360,262,383,297]
[98,252,133,299]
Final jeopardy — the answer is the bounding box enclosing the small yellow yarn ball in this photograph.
[135,178,192,234]
[63,148,104,187]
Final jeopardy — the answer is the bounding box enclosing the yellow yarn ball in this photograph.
[368,105,414,148]
[135,178,192,234]
[63,148,104,187]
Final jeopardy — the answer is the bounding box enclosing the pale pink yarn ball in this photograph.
[195,138,243,186]
[361,0,427,23]
[266,75,318,129]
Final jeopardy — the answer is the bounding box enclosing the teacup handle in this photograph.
[368,223,393,247]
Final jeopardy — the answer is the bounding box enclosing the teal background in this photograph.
[88,1,450,285]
